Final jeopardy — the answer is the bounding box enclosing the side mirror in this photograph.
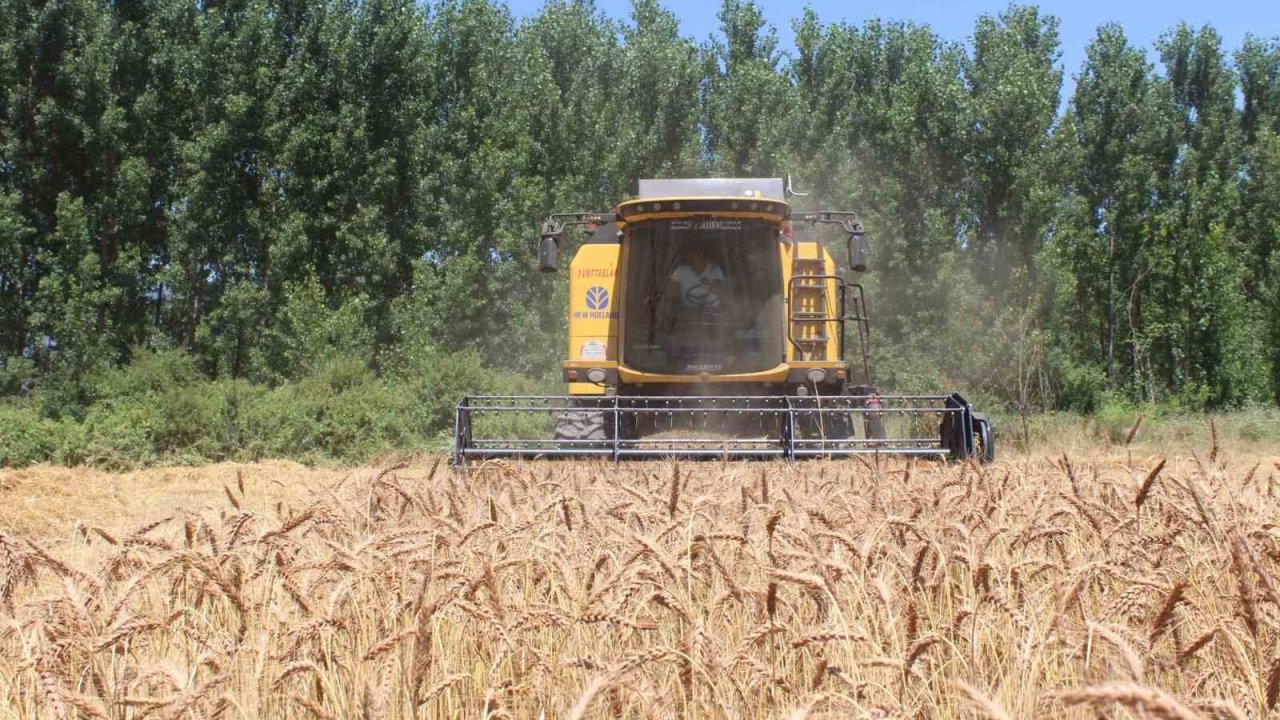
[539,234,559,273]
[847,230,867,273]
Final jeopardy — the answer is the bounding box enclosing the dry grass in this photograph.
[0,460,340,540]
[1,444,1280,718]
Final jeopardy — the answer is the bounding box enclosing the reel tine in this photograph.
[454,394,967,462]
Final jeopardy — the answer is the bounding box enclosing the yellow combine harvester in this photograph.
[454,178,994,462]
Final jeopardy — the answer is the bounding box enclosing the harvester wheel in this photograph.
[816,411,854,445]
[794,400,854,456]
[941,417,995,463]
[554,401,610,450]
[864,414,887,441]
[973,414,995,464]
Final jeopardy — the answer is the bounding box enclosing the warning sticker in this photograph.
[579,340,607,361]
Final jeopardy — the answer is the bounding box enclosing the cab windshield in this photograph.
[623,218,784,375]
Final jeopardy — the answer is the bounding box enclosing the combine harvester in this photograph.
[454,178,994,463]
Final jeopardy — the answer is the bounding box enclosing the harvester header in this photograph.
[456,177,994,463]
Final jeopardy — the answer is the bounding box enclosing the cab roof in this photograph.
[637,178,784,201]
[618,178,790,223]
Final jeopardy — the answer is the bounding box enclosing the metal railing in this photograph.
[784,275,872,384]
[453,393,978,464]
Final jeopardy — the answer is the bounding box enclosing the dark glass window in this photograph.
[623,218,784,375]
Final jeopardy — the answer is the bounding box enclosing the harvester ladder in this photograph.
[788,247,837,361]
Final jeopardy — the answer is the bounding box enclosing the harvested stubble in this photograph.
[1,451,1279,719]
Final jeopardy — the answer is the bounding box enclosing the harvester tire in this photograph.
[796,402,854,454]
[554,402,610,450]
[816,411,854,444]
[864,415,887,441]
[973,414,995,464]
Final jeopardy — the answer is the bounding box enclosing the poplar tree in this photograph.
[0,0,1277,413]
[1057,24,1155,393]
[1236,37,1280,403]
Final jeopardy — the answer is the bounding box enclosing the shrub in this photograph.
[0,404,58,466]
[387,344,548,441]
[80,399,163,468]
[68,349,249,468]
[1049,351,1106,414]
[240,356,419,463]
[4,344,549,467]
[88,347,204,400]
[0,357,37,397]
[1234,406,1280,443]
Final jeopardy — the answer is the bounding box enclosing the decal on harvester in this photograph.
[585,286,610,310]
[575,286,618,319]
[579,340,607,361]
[670,219,741,231]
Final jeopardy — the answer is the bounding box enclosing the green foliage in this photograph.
[0,357,36,397]
[29,195,122,416]
[0,404,59,466]
[1047,350,1108,414]
[70,349,238,467]
[1092,392,1147,442]
[239,358,412,462]
[252,278,376,382]
[1,0,1279,470]
[966,5,1062,286]
[0,344,540,468]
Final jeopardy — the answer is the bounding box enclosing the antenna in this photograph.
[785,175,809,199]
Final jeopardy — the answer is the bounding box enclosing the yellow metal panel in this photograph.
[790,361,846,368]
[818,245,840,363]
[618,364,791,384]
[621,210,787,224]
[567,243,621,362]
[566,244,620,395]
[564,212,847,393]
[784,239,840,363]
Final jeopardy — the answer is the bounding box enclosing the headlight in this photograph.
[586,368,607,383]
[805,368,827,384]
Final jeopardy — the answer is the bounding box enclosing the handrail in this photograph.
[786,273,846,362]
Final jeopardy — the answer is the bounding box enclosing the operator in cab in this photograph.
[671,246,725,314]
[666,245,730,371]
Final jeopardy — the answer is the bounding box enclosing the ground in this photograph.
[1,435,1278,719]
[0,460,346,541]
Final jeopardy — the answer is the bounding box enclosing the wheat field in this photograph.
[2,441,1280,718]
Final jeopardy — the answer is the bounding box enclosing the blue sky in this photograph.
[505,0,1280,99]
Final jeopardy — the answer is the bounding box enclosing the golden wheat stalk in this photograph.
[1056,682,1206,720]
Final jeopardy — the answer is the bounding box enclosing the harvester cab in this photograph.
[454,178,995,463]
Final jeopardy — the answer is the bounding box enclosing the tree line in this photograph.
[2,0,1278,420]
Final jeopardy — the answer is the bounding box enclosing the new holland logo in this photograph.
[586,286,609,310]
[576,286,619,320]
